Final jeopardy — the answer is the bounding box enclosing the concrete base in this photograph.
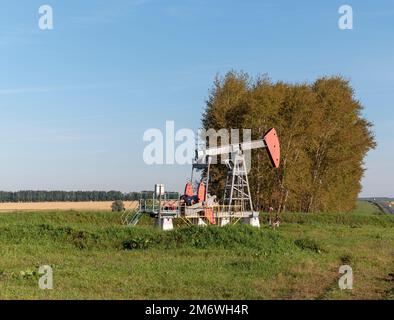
[220,217,231,227]
[156,217,174,231]
[243,216,260,228]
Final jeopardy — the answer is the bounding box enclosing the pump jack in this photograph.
[122,128,280,230]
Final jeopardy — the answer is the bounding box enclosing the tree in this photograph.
[0,191,157,203]
[202,72,376,213]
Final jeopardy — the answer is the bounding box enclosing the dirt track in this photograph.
[0,201,138,212]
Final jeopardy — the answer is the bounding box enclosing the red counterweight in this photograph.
[197,182,206,202]
[264,128,280,168]
[184,182,194,197]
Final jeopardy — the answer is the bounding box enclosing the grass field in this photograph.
[0,201,393,300]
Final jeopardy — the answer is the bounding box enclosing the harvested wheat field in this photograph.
[0,201,138,212]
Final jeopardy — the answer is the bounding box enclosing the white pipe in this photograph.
[196,139,266,161]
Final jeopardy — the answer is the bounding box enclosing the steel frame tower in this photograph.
[223,153,253,213]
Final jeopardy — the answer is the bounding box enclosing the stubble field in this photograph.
[0,201,138,212]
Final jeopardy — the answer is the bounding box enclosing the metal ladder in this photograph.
[121,209,144,226]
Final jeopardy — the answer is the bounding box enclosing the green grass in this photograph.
[0,201,393,299]
[354,200,383,215]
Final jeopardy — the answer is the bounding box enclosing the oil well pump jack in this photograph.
[122,128,280,230]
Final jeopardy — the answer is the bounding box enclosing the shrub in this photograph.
[111,200,125,212]
[122,237,151,250]
[294,238,324,253]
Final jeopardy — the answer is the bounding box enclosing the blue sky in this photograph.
[0,0,393,196]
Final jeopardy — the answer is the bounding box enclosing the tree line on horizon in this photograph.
[202,72,376,213]
[0,190,179,203]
